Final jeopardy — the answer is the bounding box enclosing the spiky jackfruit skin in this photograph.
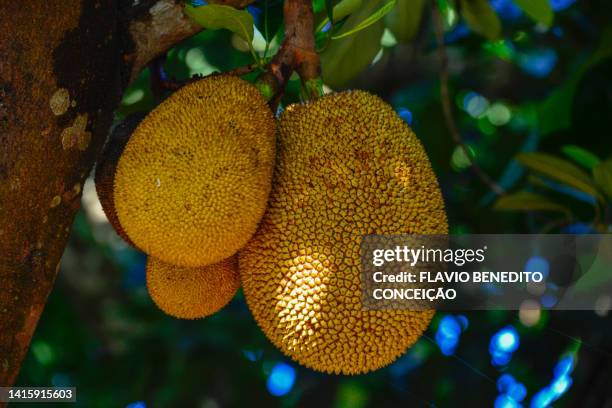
[114,76,276,267]
[240,90,448,375]
[95,114,145,247]
[146,255,240,319]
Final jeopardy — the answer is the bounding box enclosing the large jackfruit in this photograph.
[147,256,240,319]
[240,90,448,375]
[114,75,276,267]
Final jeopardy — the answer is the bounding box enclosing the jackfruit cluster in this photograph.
[240,90,448,375]
[114,75,276,267]
[95,76,276,320]
[97,77,447,374]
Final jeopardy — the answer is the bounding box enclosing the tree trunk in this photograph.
[0,0,122,387]
[0,0,254,390]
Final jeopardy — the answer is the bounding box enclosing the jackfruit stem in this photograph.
[255,82,275,102]
[303,77,324,100]
[255,0,320,108]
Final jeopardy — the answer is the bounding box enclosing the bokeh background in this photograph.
[15,0,612,406]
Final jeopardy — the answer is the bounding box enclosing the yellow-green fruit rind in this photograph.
[114,76,276,267]
[146,256,240,319]
[240,90,448,375]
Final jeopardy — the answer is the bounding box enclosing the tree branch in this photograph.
[257,0,321,107]
[432,3,505,196]
[123,0,257,83]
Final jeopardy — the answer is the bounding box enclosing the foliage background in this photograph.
[15,0,612,406]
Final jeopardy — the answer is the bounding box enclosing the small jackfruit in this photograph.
[95,114,144,247]
[240,90,448,375]
[114,75,276,267]
[146,255,240,319]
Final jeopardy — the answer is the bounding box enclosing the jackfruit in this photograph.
[146,255,240,319]
[114,75,276,267]
[95,114,145,247]
[240,90,448,375]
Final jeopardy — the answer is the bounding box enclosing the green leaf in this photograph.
[320,0,386,87]
[537,28,612,136]
[325,0,343,21]
[561,145,601,171]
[185,4,254,44]
[255,0,284,42]
[536,80,578,137]
[516,152,605,203]
[593,159,612,200]
[385,0,426,43]
[494,191,571,215]
[460,0,501,41]
[333,0,363,21]
[313,0,327,13]
[332,0,395,40]
[512,0,553,27]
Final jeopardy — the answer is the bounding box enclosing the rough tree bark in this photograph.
[0,0,253,390]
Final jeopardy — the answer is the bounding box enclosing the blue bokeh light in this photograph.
[493,327,520,353]
[518,49,558,78]
[492,353,513,366]
[508,382,528,402]
[242,348,263,362]
[247,5,263,24]
[541,294,558,308]
[456,315,469,330]
[445,23,471,43]
[435,315,467,356]
[550,0,577,11]
[551,375,572,395]
[524,256,549,278]
[530,354,577,407]
[495,394,522,408]
[561,222,598,234]
[554,355,574,378]
[490,0,523,21]
[266,362,296,397]
[490,326,520,366]
[497,374,516,393]
[499,332,518,351]
[494,371,527,407]
[397,108,413,126]
[463,92,489,118]
[530,388,554,408]
[552,26,564,37]
[51,373,71,387]
[126,402,146,408]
